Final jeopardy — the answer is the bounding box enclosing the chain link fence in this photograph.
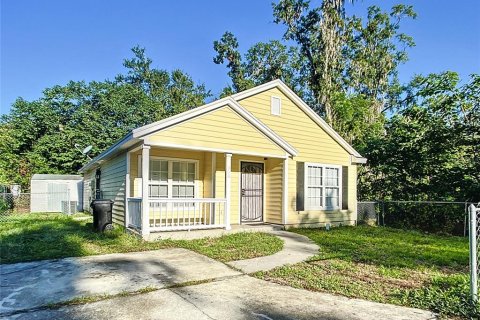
[468,204,480,303]
[0,193,78,221]
[357,200,475,236]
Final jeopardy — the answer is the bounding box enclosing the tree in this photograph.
[0,47,210,188]
[359,72,480,202]
[213,1,416,147]
[213,34,307,99]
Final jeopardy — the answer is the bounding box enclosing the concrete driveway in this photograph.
[10,275,435,320]
[0,249,240,316]
[1,249,436,320]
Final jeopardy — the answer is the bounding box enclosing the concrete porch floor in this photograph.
[144,223,284,241]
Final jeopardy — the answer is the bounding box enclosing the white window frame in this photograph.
[170,160,197,200]
[304,162,342,211]
[271,96,282,116]
[139,156,199,199]
[148,158,169,199]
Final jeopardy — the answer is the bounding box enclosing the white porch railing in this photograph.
[149,198,227,231]
[127,198,228,232]
[127,197,142,229]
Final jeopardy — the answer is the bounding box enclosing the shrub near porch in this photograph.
[0,213,283,264]
[255,226,479,319]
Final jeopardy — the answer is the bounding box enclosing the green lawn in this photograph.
[255,226,478,319]
[0,213,283,264]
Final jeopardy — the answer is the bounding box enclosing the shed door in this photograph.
[47,183,68,212]
[240,162,264,223]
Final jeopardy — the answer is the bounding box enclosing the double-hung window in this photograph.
[305,163,341,210]
[172,162,195,199]
[148,158,197,201]
[149,160,168,198]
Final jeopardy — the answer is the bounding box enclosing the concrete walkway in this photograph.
[228,231,320,273]
[14,275,436,320]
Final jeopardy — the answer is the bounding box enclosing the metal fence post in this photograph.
[469,204,478,302]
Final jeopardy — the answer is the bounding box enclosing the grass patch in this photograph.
[176,232,283,262]
[254,226,478,319]
[0,213,283,264]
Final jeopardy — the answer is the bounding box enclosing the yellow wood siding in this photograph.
[98,153,127,225]
[238,88,358,225]
[147,106,286,157]
[265,158,283,224]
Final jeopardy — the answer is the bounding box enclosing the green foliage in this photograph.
[0,213,283,264]
[330,92,384,149]
[213,32,254,93]
[0,47,210,187]
[213,32,307,99]
[0,197,12,214]
[397,274,480,318]
[344,4,416,113]
[380,202,468,236]
[359,72,480,202]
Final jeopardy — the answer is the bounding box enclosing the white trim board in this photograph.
[147,141,289,159]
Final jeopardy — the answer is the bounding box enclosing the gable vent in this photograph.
[271,96,281,116]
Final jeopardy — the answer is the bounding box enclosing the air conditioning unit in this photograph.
[62,201,78,214]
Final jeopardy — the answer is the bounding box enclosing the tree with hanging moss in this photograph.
[213,1,416,148]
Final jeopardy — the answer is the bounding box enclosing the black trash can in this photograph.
[90,199,114,232]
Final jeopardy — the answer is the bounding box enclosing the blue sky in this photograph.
[1,0,479,114]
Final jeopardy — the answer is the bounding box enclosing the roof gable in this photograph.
[231,80,365,162]
[146,105,288,157]
[134,98,298,157]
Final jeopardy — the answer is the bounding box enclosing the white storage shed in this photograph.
[30,174,83,213]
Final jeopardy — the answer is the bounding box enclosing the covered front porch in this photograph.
[124,144,289,237]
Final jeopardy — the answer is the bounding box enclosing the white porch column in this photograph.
[224,153,232,230]
[141,145,150,236]
[282,157,289,225]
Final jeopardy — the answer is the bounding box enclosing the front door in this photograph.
[240,162,264,223]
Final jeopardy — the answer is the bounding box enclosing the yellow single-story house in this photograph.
[80,80,366,236]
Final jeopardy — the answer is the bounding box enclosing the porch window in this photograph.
[172,162,195,199]
[149,160,168,198]
[305,163,341,210]
[148,159,196,199]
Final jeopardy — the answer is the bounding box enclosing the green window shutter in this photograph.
[342,166,348,210]
[296,162,305,211]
